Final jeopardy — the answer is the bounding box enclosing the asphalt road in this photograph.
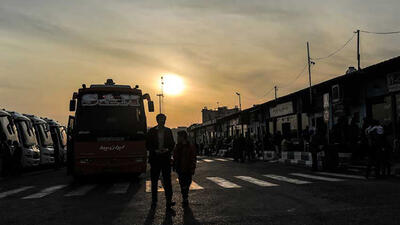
[1,158,400,225]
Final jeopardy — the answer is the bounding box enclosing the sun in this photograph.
[162,74,185,96]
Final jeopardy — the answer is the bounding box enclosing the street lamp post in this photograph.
[157,76,164,114]
[236,92,241,111]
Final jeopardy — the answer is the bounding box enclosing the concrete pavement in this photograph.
[0,158,399,225]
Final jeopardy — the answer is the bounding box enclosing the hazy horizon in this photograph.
[1,0,399,127]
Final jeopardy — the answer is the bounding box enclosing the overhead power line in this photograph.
[241,86,274,101]
[280,64,308,89]
[360,30,400,34]
[311,33,356,61]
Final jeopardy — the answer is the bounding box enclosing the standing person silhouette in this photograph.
[146,114,176,211]
[173,131,197,207]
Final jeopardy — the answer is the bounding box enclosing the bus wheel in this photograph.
[0,157,4,177]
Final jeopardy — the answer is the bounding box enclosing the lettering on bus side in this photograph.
[99,145,126,152]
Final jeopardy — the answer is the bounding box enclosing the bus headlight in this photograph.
[135,158,144,163]
[80,158,90,164]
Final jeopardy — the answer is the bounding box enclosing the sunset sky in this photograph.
[1,0,399,128]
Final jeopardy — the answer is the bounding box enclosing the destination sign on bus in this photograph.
[81,94,140,106]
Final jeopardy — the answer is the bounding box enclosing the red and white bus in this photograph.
[68,79,154,178]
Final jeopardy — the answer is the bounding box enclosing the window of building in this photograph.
[332,85,340,102]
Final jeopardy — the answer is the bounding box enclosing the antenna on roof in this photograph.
[105,79,115,85]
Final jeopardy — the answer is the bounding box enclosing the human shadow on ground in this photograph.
[183,206,201,225]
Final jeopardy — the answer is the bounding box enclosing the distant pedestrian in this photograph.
[273,131,282,159]
[146,114,176,210]
[310,123,327,171]
[302,126,310,151]
[173,131,197,207]
[365,120,384,179]
[245,136,254,161]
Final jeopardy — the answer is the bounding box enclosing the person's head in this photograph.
[177,130,188,144]
[156,114,166,127]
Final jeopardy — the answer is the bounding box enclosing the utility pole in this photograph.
[307,42,313,105]
[236,92,242,111]
[356,29,361,70]
[156,76,164,114]
[274,86,278,100]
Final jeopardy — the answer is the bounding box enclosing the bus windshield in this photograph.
[17,120,38,147]
[0,116,19,142]
[60,127,67,147]
[37,124,53,147]
[76,106,146,141]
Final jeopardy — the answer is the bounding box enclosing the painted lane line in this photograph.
[108,182,130,194]
[145,180,164,192]
[64,185,96,197]
[315,172,366,180]
[214,158,228,162]
[22,185,67,199]
[206,177,241,188]
[226,158,234,161]
[0,186,34,199]
[235,176,278,187]
[203,159,214,162]
[263,174,311,184]
[290,173,344,182]
[176,179,204,190]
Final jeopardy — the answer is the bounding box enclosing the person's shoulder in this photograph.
[164,127,173,132]
[148,126,158,133]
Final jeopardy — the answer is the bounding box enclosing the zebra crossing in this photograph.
[0,172,366,199]
[197,158,234,163]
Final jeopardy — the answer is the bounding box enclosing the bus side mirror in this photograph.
[148,101,154,112]
[69,100,76,112]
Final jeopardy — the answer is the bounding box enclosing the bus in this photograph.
[25,115,55,165]
[68,79,154,178]
[0,110,20,175]
[44,118,68,165]
[9,112,41,168]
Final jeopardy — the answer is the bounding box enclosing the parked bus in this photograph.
[68,79,154,178]
[9,112,40,168]
[0,110,21,176]
[45,118,67,166]
[25,115,55,165]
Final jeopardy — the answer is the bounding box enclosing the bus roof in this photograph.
[78,81,142,95]
[8,111,31,122]
[24,114,47,125]
[43,118,62,127]
[0,110,11,117]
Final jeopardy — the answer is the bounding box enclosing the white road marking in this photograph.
[145,180,164,192]
[226,158,234,161]
[108,182,131,194]
[203,159,214,162]
[316,172,366,180]
[214,158,228,162]
[207,177,241,188]
[0,186,34,199]
[64,185,96,197]
[290,173,344,182]
[263,174,311,184]
[22,185,67,199]
[176,179,204,190]
[235,176,278,187]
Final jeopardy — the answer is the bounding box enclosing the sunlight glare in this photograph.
[162,74,185,95]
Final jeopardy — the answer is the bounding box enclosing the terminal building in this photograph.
[189,56,400,155]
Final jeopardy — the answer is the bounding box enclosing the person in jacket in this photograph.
[146,114,176,210]
[173,130,196,207]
